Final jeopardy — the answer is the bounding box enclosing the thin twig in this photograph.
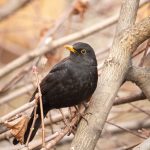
[106,121,147,139]
[0,14,118,79]
[33,66,46,147]
[19,132,60,150]
[129,103,150,116]
[114,92,146,105]
[46,115,78,149]
[25,94,39,146]
[0,100,35,124]
[0,68,29,93]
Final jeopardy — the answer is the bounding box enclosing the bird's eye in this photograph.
[81,49,86,54]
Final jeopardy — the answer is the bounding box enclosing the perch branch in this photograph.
[71,1,149,149]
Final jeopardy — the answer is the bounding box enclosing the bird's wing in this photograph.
[29,58,69,101]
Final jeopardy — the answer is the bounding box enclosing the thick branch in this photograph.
[127,66,150,100]
[70,2,150,150]
[115,0,139,33]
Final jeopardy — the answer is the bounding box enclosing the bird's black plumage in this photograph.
[13,42,98,145]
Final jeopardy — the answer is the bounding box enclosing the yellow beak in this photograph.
[64,45,77,53]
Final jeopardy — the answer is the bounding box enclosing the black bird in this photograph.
[13,42,98,144]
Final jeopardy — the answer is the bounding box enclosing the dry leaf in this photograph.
[72,0,89,18]
[4,115,29,144]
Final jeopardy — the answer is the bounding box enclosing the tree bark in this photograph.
[127,67,150,100]
[70,0,150,149]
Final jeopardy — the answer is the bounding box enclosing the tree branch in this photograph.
[114,92,146,105]
[70,1,150,149]
[0,15,118,79]
[0,100,35,124]
[0,0,30,21]
[126,66,150,100]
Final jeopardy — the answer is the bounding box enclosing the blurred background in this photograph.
[0,0,150,149]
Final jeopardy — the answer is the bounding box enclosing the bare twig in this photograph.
[0,0,30,21]
[114,92,146,105]
[18,132,60,150]
[0,0,77,93]
[33,66,46,147]
[0,111,71,141]
[0,100,35,124]
[45,115,78,149]
[39,0,79,43]
[106,121,147,139]
[0,84,34,105]
[0,44,147,106]
[59,109,69,127]
[25,94,39,146]
[0,68,29,93]
[71,1,148,149]
[105,118,150,134]
[129,103,150,116]
[0,130,11,141]
[0,14,118,79]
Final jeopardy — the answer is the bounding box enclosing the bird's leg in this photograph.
[82,101,89,109]
[74,105,89,125]
[59,109,68,126]
[59,109,76,135]
[81,102,92,116]
[67,111,80,136]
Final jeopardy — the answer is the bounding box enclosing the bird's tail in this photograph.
[13,105,48,145]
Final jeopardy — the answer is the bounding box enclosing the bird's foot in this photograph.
[67,124,77,136]
[74,106,92,125]
[78,112,92,125]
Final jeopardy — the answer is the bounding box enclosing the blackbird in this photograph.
[13,42,98,144]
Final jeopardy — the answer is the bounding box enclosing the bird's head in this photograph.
[64,42,97,66]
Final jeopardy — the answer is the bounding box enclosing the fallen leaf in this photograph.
[4,115,29,144]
